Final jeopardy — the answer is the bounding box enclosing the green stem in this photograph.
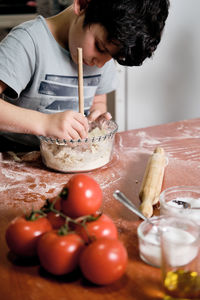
[41,197,101,240]
[26,208,47,221]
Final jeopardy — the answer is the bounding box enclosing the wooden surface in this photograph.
[1,118,200,300]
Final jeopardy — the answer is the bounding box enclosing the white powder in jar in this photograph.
[40,126,115,172]
[162,197,200,225]
[138,224,198,268]
[167,197,200,208]
[162,226,198,267]
[139,226,161,267]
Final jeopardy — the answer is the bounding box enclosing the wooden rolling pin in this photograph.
[139,147,166,218]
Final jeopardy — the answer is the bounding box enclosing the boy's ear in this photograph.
[73,0,89,15]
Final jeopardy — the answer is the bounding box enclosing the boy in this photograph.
[0,0,169,149]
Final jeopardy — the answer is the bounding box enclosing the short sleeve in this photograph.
[95,59,118,95]
[0,27,36,99]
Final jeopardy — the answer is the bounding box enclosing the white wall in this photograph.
[115,0,200,131]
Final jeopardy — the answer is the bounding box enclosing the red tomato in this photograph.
[5,216,52,257]
[79,238,128,285]
[51,196,62,211]
[37,231,84,275]
[47,211,65,229]
[41,196,65,229]
[43,195,62,211]
[60,174,102,218]
[76,214,118,242]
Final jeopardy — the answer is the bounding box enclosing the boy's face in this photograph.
[68,14,119,68]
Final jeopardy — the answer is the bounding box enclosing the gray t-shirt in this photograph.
[0,16,117,146]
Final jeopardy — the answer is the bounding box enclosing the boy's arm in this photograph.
[0,81,89,140]
[90,94,107,114]
[87,94,112,122]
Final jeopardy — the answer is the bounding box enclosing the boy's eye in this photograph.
[95,42,105,53]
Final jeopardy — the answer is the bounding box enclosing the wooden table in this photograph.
[1,118,200,300]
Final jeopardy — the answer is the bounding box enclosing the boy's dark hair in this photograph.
[83,0,170,66]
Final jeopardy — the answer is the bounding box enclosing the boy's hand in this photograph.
[45,110,89,140]
[88,94,112,124]
[87,110,112,123]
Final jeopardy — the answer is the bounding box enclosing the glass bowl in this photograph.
[160,186,200,225]
[137,216,163,268]
[39,120,118,173]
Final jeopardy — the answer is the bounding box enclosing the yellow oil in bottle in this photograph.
[163,269,200,299]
